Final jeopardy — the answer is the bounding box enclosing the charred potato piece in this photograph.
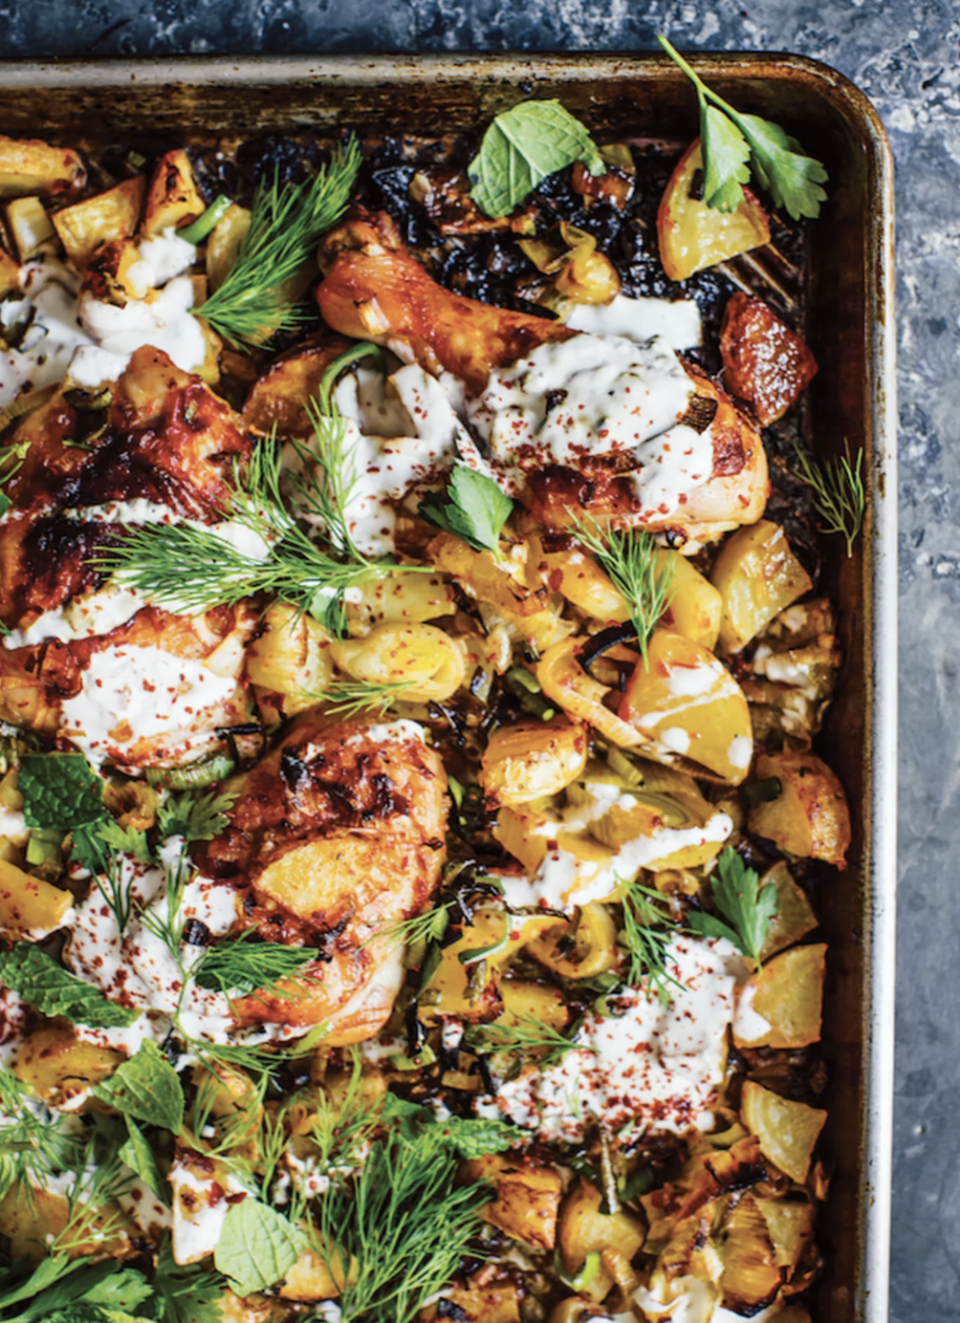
[52,176,146,268]
[481,717,588,808]
[0,135,85,198]
[721,292,818,425]
[756,862,818,961]
[142,149,204,237]
[463,1152,563,1250]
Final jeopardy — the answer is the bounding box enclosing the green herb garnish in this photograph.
[467,1012,593,1066]
[659,36,828,220]
[153,1236,225,1323]
[792,438,865,557]
[193,932,319,1000]
[315,1120,491,1322]
[214,1200,306,1298]
[687,847,778,966]
[196,140,361,347]
[619,879,685,1005]
[0,945,138,1029]
[469,99,604,219]
[92,1040,185,1133]
[419,464,514,556]
[18,753,104,830]
[571,516,673,665]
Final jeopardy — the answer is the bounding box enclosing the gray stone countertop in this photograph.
[1,1,955,1320]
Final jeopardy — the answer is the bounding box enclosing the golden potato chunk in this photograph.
[711,520,812,654]
[741,1081,827,1184]
[660,551,723,652]
[734,944,826,1049]
[0,135,85,198]
[0,856,73,935]
[619,630,753,784]
[748,751,851,867]
[463,1152,563,1250]
[14,1026,122,1108]
[658,141,770,282]
[756,862,818,961]
[558,1179,646,1301]
[52,175,146,267]
[142,149,204,237]
[481,717,587,807]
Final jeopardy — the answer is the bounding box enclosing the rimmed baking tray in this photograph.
[0,51,897,1323]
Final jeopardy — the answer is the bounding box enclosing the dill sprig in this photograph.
[51,1149,133,1256]
[374,902,451,950]
[321,678,417,719]
[571,516,674,665]
[466,1012,594,1066]
[197,140,361,347]
[90,432,392,636]
[193,932,321,1000]
[792,439,866,557]
[316,1126,490,1323]
[0,1067,84,1198]
[619,879,684,1006]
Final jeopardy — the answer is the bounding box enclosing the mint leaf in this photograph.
[120,1116,168,1201]
[0,945,138,1028]
[419,466,513,555]
[93,1041,184,1132]
[379,1096,516,1158]
[154,1236,224,1323]
[469,99,604,218]
[439,1115,519,1159]
[18,753,104,830]
[214,1200,305,1298]
[700,102,750,211]
[689,848,779,966]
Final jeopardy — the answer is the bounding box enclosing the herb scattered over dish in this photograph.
[658,35,829,219]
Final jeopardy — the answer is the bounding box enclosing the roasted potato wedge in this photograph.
[748,751,851,867]
[658,140,770,282]
[741,1081,827,1184]
[711,520,813,654]
[734,944,827,1049]
[481,717,587,807]
[52,176,146,267]
[0,135,85,198]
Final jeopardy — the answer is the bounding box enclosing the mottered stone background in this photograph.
[1,1,957,1319]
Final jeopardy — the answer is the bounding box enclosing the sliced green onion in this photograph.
[146,755,235,789]
[317,342,384,415]
[178,196,233,244]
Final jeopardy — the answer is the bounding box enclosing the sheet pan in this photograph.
[0,50,897,1323]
